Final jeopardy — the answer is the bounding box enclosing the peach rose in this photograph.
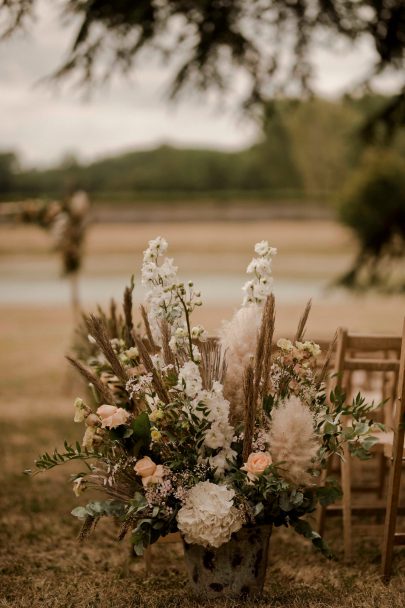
[96,404,130,429]
[134,456,157,478]
[134,457,165,486]
[142,464,165,487]
[242,452,272,480]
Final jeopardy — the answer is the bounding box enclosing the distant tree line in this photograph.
[1,96,404,204]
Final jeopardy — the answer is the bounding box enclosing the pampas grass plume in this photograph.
[269,396,319,485]
[220,304,262,421]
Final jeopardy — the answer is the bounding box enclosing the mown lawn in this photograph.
[1,407,405,607]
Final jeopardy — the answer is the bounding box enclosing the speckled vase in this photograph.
[182,525,272,598]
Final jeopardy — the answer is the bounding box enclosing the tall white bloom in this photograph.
[141,237,182,341]
[242,240,277,306]
[176,361,203,398]
[177,481,244,548]
[141,237,206,348]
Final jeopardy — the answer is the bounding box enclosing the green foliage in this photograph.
[130,412,152,456]
[28,440,101,474]
[339,150,405,290]
[290,518,333,559]
[315,478,342,507]
[71,499,126,519]
[319,386,383,464]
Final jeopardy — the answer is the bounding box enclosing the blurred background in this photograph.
[0,2,405,603]
[1,1,404,359]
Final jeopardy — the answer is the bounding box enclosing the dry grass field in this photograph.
[1,220,405,607]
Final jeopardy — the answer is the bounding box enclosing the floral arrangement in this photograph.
[2,191,90,275]
[28,237,382,556]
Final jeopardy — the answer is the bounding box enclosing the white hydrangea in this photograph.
[177,481,244,548]
[242,240,277,306]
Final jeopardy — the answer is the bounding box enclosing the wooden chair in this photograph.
[317,326,403,561]
[382,318,405,580]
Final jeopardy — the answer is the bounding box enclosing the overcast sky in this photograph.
[0,1,401,168]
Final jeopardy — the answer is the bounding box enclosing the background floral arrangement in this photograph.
[1,192,90,275]
[28,237,382,556]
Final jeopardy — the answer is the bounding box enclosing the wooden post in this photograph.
[317,327,350,549]
[333,328,354,562]
[382,319,405,581]
[69,272,81,323]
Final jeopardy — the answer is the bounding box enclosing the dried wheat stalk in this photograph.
[86,314,128,384]
[78,515,98,541]
[242,363,255,462]
[66,355,116,404]
[123,277,135,347]
[199,337,226,390]
[159,320,176,367]
[317,331,338,386]
[260,294,276,401]
[118,517,135,541]
[294,299,312,342]
[132,333,170,404]
[109,298,118,338]
[140,305,157,351]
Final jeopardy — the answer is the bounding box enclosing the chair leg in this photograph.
[382,318,405,581]
[316,458,333,537]
[341,442,352,562]
[381,437,405,581]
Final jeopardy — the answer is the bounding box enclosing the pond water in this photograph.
[0,273,341,306]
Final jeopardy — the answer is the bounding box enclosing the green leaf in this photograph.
[71,500,125,520]
[291,518,334,559]
[131,412,151,448]
[263,394,275,417]
[71,506,88,519]
[254,502,264,516]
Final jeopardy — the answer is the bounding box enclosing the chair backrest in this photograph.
[333,329,402,426]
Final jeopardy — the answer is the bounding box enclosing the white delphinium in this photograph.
[242,240,277,306]
[190,325,208,341]
[141,238,206,359]
[268,395,320,486]
[141,237,182,341]
[176,361,203,398]
[177,481,244,548]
